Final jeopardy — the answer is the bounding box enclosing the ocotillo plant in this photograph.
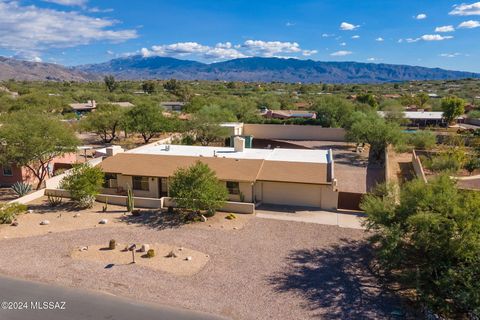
[126,187,134,213]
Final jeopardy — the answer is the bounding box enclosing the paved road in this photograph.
[0,275,226,320]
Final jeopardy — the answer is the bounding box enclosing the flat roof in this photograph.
[128,144,330,164]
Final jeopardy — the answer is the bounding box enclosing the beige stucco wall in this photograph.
[115,174,159,198]
[226,181,254,202]
[243,124,346,141]
[412,150,428,183]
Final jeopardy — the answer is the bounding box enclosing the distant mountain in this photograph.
[1,55,479,83]
[76,56,480,83]
[0,56,96,81]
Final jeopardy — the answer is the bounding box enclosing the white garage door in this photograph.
[261,182,322,208]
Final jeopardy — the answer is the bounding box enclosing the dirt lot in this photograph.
[0,200,406,319]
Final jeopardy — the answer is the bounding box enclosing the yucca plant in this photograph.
[11,182,32,197]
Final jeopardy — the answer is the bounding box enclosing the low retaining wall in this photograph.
[412,150,428,183]
[163,197,255,214]
[242,124,346,141]
[8,189,45,205]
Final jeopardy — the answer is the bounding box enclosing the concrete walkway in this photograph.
[255,206,366,229]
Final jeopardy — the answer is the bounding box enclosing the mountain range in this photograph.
[1,55,479,83]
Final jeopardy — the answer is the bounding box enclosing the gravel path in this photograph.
[0,217,404,319]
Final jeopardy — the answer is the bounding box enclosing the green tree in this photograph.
[81,104,124,143]
[311,95,355,128]
[141,81,156,94]
[0,111,78,189]
[361,176,480,317]
[356,93,378,108]
[125,104,172,143]
[346,111,403,160]
[441,96,465,124]
[417,92,430,108]
[104,75,117,93]
[169,161,228,217]
[191,105,235,146]
[60,163,104,208]
[406,130,436,150]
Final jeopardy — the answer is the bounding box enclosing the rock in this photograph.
[99,219,108,224]
[208,224,212,227]
[40,220,50,225]
[200,215,207,222]
[233,227,238,230]
[79,246,88,251]
[178,247,183,251]
[73,213,80,218]
[185,256,192,261]
[166,250,177,258]
[10,221,18,227]
[140,244,150,252]
[28,209,34,214]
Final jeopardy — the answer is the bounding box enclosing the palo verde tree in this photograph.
[441,96,465,125]
[190,105,236,146]
[125,104,173,143]
[104,75,117,93]
[60,163,104,208]
[0,111,79,189]
[361,176,480,317]
[81,104,124,143]
[169,161,228,217]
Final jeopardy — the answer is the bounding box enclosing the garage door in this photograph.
[261,182,322,208]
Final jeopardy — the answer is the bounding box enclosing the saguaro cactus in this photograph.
[126,186,134,213]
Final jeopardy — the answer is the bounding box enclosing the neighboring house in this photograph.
[0,153,77,187]
[262,109,317,120]
[378,111,465,126]
[161,101,186,112]
[99,137,338,210]
[69,100,96,113]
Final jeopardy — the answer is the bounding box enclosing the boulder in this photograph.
[185,256,192,261]
[10,221,18,227]
[140,244,150,252]
[99,219,108,224]
[40,220,50,225]
[73,213,81,218]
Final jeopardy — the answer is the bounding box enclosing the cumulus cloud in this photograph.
[43,0,87,6]
[140,40,317,61]
[450,2,480,16]
[0,1,137,59]
[458,20,480,28]
[330,50,352,56]
[340,42,347,46]
[351,35,360,39]
[403,34,454,42]
[440,53,461,58]
[340,22,359,30]
[375,37,384,42]
[435,25,455,32]
[415,13,427,20]
[367,57,377,61]
[321,33,335,37]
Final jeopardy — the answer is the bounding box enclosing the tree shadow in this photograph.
[118,210,186,230]
[267,239,407,319]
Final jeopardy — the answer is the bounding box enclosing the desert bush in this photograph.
[47,195,63,207]
[11,182,32,197]
[225,213,237,220]
[146,249,155,258]
[60,163,104,208]
[0,203,27,224]
[407,131,436,150]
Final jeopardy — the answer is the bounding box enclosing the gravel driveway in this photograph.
[0,217,404,319]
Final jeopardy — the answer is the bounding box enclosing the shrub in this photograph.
[465,157,480,174]
[146,249,155,258]
[430,154,462,172]
[225,213,237,220]
[407,130,436,150]
[109,239,116,250]
[47,195,63,207]
[60,164,104,208]
[11,182,32,197]
[0,203,27,224]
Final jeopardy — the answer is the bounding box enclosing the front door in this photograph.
[159,177,168,198]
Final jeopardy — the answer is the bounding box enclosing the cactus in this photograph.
[109,239,116,250]
[102,197,108,212]
[126,186,134,213]
[11,182,32,197]
[146,249,155,258]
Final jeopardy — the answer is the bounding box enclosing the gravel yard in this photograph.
[0,209,404,320]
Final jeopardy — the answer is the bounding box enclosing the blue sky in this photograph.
[1,0,480,72]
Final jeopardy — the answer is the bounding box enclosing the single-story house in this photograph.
[99,138,338,210]
[69,100,96,112]
[262,109,317,120]
[0,153,78,187]
[161,102,186,112]
[378,111,465,126]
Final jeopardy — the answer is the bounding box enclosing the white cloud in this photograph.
[415,13,427,20]
[458,20,480,28]
[321,33,335,38]
[340,22,359,30]
[375,37,384,42]
[435,25,455,32]
[285,22,295,27]
[403,34,454,42]
[330,50,352,56]
[440,53,461,58]
[351,35,360,39]
[450,2,480,16]
[0,1,137,58]
[340,42,347,46]
[140,40,317,61]
[43,0,87,6]
[367,57,377,61]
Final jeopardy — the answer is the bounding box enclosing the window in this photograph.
[226,181,240,195]
[103,173,117,188]
[132,176,149,191]
[2,166,13,177]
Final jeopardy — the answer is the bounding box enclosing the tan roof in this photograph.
[256,160,329,185]
[99,153,264,182]
[99,152,330,185]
